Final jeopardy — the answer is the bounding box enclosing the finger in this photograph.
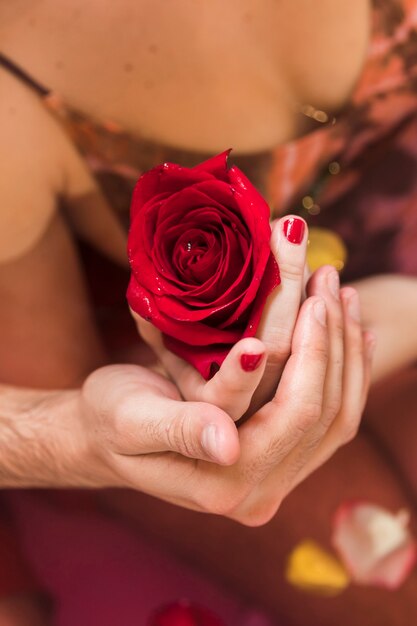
[114,391,240,465]
[306,265,344,431]
[236,296,329,484]
[333,287,366,441]
[252,216,308,406]
[134,311,268,418]
[267,267,345,489]
[201,337,267,421]
[361,330,376,404]
[292,287,369,485]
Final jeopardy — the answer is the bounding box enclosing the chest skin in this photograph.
[1,0,370,153]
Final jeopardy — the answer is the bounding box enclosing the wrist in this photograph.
[0,385,104,488]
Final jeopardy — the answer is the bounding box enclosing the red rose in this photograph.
[127,150,280,380]
[149,601,225,626]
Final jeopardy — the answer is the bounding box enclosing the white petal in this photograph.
[332,501,417,589]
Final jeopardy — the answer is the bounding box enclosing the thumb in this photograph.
[118,393,241,465]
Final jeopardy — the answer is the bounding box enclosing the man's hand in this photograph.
[77,279,373,525]
[0,268,372,525]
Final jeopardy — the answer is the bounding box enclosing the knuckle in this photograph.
[323,396,342,423]
[279,258,305,283]
[112,396,136,433]
[262,327,292,365]
[292,400,323,431]
[347,327,365,355]
[333,318,344,343]
[307,342,328,363]
[215,375,248,397]
[166,411,196,457]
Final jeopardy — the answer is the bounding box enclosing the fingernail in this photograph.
[327,269,340,299]
[283,217,305,244]
[348,291,361,322]
[201,424,221,461]
[240,353,263,372]
[313,299,327,326]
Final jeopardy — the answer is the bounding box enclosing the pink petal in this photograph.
[331,501,417,589]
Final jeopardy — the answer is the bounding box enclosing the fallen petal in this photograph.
[285,539,350,596]
[332,501,417,589]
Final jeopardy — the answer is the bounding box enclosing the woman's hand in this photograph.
[76,272,373,524]
[131,215,309,420]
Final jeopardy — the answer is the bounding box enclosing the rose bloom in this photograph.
[127,151,280,380]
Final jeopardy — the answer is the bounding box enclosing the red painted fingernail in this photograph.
[240,353,263,372]
[283,217,305,244]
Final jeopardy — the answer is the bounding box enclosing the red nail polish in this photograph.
[240,353,263,372]
[283,217,305,244]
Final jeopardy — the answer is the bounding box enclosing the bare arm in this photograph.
[352,274,417,382]
[0,384,84,487]
[0,284,373,527]
[0,64,127,268]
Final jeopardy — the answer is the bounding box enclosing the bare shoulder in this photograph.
[0,66,64,263]
[0,65,94,263]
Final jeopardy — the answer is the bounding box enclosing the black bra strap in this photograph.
[0,52,50,97]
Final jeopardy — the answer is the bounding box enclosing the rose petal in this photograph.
[155,249,253,323]
[228,166,271,238]
[241,253,281,335]
[192,149,231,182]
[149,600,225,626]
[127,275,241,345]
[131,164,213,215]
[285,540,350,596]
[163,336,231,381]
[331,501,417,589]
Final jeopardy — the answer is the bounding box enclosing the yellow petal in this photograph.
[307,227,347,273]
[285,539,351,596]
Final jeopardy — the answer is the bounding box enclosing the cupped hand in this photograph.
[77,271,373,524]
[131,215,309,420]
